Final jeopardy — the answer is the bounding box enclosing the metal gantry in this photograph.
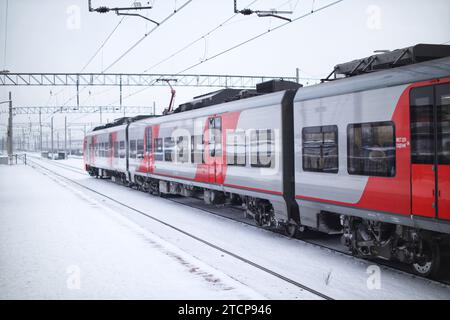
[0,105,154,115]
[0,72,302,88]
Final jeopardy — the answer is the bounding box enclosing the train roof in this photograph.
[128,89,290,128]
[333,44,450,77]
[294,55,450,102]
[86,89,293,135]
[91,115,159,132]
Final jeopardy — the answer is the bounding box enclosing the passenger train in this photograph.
[84,44,450,277]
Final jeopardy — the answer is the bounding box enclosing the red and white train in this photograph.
[84,44,450,277]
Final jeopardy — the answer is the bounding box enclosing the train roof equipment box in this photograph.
[256,79,302,93]
[333,43,450,77]
[175,88,243,112]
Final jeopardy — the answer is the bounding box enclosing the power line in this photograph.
[142,0,259,73]
[112,0,342,106]
[143,0,301,73]
[59,13,128,108]
[62,0,193,111]
[102,0,194,73]
[80,17,126,72]
[178,0,345,74]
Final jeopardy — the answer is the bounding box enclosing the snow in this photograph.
[0,164,264,299]
[1,156,450,299]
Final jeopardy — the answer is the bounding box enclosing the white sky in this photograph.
[0,0,449,140]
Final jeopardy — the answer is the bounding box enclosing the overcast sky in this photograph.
[1,0,449,139]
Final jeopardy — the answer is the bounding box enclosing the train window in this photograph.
[176,136,189,163]
[154,138,163,161]
[410,86,434,164]
[119,141,125,159]
[227,130,246,166]
[164,137,175,162]
[302,125,338,173]
[113,141,119,158]
[146,127,152,153]
[436,83,450,165]
[130,140,137,159]
[137,139,144,159]
[191,135,204,164]
[250,129,274,168]
[347,121,396,177]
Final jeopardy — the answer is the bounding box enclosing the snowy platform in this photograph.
[0,165,261,299]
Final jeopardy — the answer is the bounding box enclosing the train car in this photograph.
[126,87,300,228]
[84,119,128,182]
[293,45,450,276]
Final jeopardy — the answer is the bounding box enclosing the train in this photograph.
[84,44,450,277]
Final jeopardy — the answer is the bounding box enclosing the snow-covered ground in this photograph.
[0,164,264,299]
[1,156,450,299]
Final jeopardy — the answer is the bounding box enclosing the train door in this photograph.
[89,136,94,163]
[145,126,153,172]
[207,116,222,184]
[109,133,113,167]
[410,82,450,220]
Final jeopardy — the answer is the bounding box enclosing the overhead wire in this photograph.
[111,0,343,107]
[101,0,194,73]
[177,0,344,74]
[68,1,194,125]
[80,17,126,73]
[57,12,129,115]
[142,0,259,73]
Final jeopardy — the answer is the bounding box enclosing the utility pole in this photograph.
[100,106,102,123]
[69,128,72,156]
[28,121,32,151]
[6,91,12,156]
[57,131,59,153]
[39,108,42,151]
[120,75,123,117]
[51,116,54,158]
[296,67,300,83]
[21,128,25,151]
[64,116,67,155]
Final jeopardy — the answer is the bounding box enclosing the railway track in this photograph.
[26,157,334,300]
[27,156,450,287]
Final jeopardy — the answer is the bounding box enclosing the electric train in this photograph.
[84,44,450,277]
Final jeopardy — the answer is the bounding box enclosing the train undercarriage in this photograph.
[341,216,447,278]
[85,165,447,278]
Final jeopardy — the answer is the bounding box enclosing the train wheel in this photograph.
[285,223,297,238]
[411,239,441,278]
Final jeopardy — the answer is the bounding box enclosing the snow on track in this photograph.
[0,165,265,299]
[14,156,450,299]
